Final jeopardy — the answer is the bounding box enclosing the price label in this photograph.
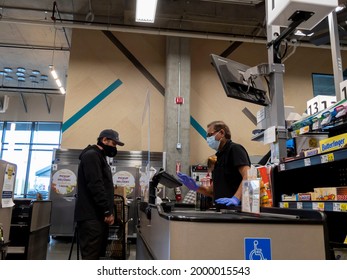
[321,153,334,163]
[297,202,303,209]
[299,126,310,135]
[280,202,289,208]
[306,95,336,116]
[327,153,334,162]
[321,154,328,164]
[341,203,347,212]
[304,158,311,167]
[279,163,285,171]
[312,202,325,211]
[333,203,340,211]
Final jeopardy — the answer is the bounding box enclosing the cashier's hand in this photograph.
[215,196,240,206]
[177,172,200,191]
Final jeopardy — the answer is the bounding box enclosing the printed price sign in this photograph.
[340,203,347,212]
[333,203,347,212]
[327,153,334,162]
[313,202,325,211]
[304,158,311,167]
[317,202,325,211]
[280,202,289,208]
[297,202,303,209]
[279,163,285,171]
[321,154,328,163]
[321,153,334,163]
[333,203,340,211]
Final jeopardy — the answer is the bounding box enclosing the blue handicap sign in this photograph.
[244,238,272,260]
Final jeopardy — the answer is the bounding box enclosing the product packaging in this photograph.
[242,166,260,213]
[257,166,273,207]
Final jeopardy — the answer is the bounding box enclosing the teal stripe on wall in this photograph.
[62,79,123,133]
[190,116,206,139]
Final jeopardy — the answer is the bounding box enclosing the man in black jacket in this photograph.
[74,129,124,259]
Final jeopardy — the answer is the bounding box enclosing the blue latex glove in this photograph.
[215,196,240,206]
[177,172,200,191]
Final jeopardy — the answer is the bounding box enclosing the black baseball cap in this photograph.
[99,129,124,146]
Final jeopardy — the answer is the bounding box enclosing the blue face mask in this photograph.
[206,135,220,151]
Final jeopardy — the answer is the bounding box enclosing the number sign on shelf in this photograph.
[306,95,336,116]
[340,80,347,100]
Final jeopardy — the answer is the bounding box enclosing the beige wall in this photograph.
[61,30,166,152]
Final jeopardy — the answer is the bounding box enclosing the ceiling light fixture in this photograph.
[49,65,66,94]
[16,72,25,77]
[40,75,48,81]
[32,70,40,75]
[17,67,26,73]
[294,30,314,37]
[135,0,158,23]
[49,27,66,94]
[4,67,13,73]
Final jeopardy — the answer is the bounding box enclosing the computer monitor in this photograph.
[210,54,270,106]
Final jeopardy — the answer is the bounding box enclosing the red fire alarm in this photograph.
[175,97,184,104]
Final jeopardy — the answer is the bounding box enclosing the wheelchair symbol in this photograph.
[249,240,267,260]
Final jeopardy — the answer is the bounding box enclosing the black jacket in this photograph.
[74,145,114,222]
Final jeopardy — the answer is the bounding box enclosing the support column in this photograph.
[165,37,191,198]
[267,24,287,163]
[328,11,344,101]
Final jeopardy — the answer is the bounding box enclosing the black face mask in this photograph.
[97,140,118,157]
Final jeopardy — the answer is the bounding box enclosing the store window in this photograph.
[0,121,61,198]
[312,71,347,97]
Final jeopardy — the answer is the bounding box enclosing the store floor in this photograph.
[46,237,136,260]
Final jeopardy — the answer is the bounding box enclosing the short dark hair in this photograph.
[207,121,231,139]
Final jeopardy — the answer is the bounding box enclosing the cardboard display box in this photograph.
[313,187,347,201]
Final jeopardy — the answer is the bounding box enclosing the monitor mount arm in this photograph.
[243,63,273,83]
[267,10,314,63]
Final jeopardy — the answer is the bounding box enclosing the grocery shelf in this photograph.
[278,147,347,172]
[279,201,347,212]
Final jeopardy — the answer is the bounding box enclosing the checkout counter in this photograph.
[136,170,331,260]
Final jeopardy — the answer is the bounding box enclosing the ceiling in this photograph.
[0,0,347,97]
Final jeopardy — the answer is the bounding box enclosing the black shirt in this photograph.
[212,140,251,200]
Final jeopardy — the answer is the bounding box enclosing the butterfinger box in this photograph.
[319,133,347,153]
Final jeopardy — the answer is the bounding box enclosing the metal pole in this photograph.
[328,11,344,101]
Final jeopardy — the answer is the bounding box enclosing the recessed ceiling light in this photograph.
[32,70,40,75]
[40,75,48,81]
[4,76,13,80]
[29,75,37,80]
[31,80,39,84]
[17,77,26,82]
[4,67,13,73]
[0,71,6,76]
[17,67,26,73]
[16,72,25,77]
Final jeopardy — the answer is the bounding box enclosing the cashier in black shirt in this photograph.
[178,120,251,207]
